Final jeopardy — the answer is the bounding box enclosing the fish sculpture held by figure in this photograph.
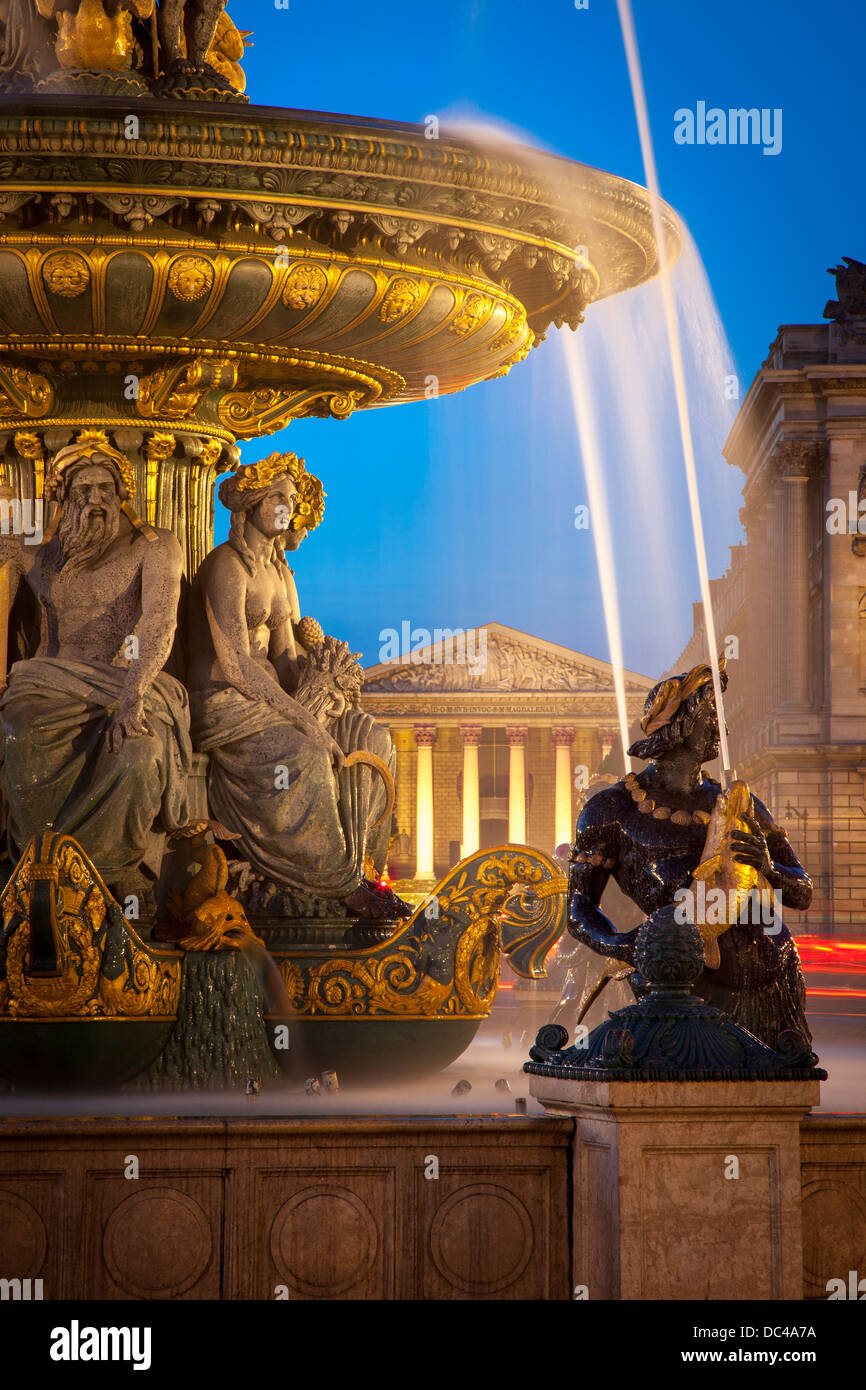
[690,779,771,969]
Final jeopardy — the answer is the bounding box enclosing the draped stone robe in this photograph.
[190,682,393,898]
[0,656,191,880]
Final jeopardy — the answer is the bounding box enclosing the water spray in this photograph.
[563,332,633,776]
[616,0,734,787]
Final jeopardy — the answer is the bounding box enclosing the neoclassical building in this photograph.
[674,259,866,928]
[362,623,652,883]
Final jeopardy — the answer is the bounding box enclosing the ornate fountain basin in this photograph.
[0,96,679,569]
[0,832,182,1092]
[262,846,568,1084]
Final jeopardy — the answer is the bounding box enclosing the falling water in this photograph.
[561,330,633,774]
[551,227,740,689]
[616,0,734,780]
[440,113,740,726]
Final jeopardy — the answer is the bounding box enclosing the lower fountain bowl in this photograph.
[265,1016,483,1085]
[0,1018,178,1092]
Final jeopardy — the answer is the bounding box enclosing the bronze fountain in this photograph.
[0,1,686,1090]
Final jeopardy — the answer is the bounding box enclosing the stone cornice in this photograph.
[725,362,866,481]
[362,693,646,721]
[738,745,866,779]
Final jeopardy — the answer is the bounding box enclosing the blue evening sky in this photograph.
[217,0,865,680]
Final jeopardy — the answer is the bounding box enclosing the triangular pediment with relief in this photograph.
[362,623,653,694]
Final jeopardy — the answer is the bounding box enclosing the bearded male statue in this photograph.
[0,437,191,899]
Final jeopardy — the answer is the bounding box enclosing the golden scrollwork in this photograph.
[42,251,91,297]
[0,833,181,1020]
[218,385,311,437]
[137,357,237,420]
[0,363,54,421]
[217,376,377,436]
[276,846,567,1019]
[167,255,215,303]
[283,264,328,311]
[379,277,421,323]
[327,389,363,419]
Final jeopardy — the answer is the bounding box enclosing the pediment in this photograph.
[362,623,652,694]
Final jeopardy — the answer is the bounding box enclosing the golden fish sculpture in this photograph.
[690,780,771,970]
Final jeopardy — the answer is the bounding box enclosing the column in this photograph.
[413,725,436,880]
[599,728,618,769]
[769,440,823,711]
[507,726,528,844]
[460,724,483,857]
[780,471,811,707]
[552,727,575,849]
[390,728,413,875]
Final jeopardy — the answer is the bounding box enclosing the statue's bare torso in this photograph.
[186,543,298,694]
[17,526,173,665]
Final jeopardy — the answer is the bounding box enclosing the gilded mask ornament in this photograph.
[168,255,214,302]
[450,293,491,336]
[379,277,421,323]
[282,264,328,311]
[42,251,91,297]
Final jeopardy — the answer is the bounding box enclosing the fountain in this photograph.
[0,2,684,1093]
[0,2,835,1311]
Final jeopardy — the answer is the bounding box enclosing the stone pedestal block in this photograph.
[529,1075,819,1300]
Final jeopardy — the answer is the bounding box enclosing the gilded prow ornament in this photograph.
[266,846,568,1081]
[0,831,182,1087]
[155,820,262,953]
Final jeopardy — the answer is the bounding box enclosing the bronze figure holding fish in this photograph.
[568,659,812,1048]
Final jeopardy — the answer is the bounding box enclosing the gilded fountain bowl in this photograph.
[0,97,681,435]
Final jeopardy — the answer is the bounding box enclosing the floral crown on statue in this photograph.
[227,451,325,531]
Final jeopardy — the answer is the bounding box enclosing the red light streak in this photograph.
[805,988,866,999]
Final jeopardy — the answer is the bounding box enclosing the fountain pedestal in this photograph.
[526,905,825,1299]
[529,1074,818,1300]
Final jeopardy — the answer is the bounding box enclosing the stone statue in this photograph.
[0,0,247,95]
[0,0,52,82]
[0,435,191,900]
[186,451,409,921]
[156,0,225,75]
[568,658,813,1048]
[824,256,866,323]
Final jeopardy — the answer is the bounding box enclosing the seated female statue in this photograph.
[186,451,407,921]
